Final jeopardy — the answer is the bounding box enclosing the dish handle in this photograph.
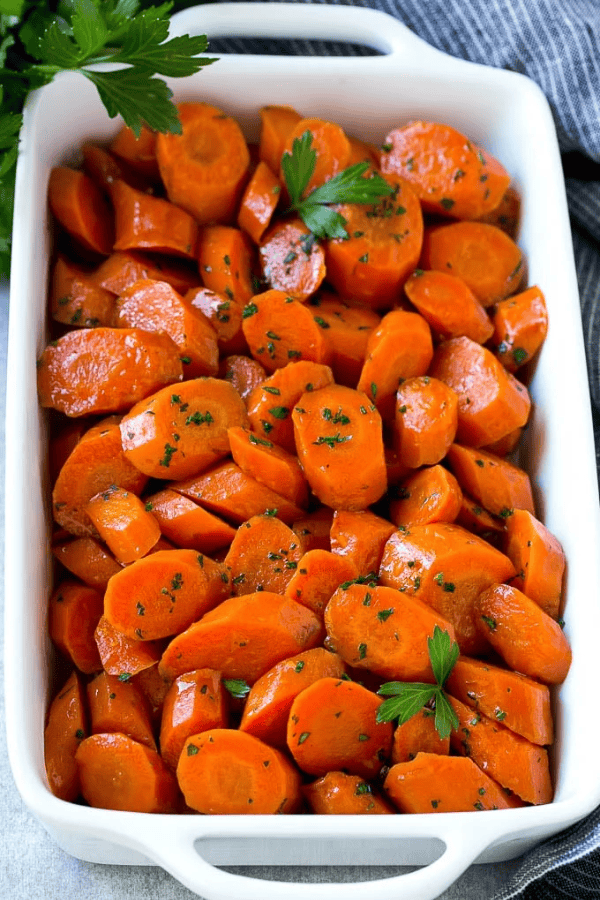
[168,1,450,64]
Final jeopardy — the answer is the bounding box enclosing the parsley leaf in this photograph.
[222,678,251,700]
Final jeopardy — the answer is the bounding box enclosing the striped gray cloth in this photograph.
[214,1,600,897]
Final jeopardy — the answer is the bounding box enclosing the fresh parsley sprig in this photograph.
[376,626,460,740]
[281,130,395,240]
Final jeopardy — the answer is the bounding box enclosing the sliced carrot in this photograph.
[86,484,161,564]
[119,376,248,480]
[159,592,323,683]
[220,354,266,403]
[286,677,393,778]
[53,536,122,590]
[227,425,309,507]
[239,647,346,748]
[37,327,183,417]
[160,668,229,770]
[292,383,387,510]
[389,465,463,528]
[476,184,521,237]
[391,708,450,764]
[145,487,236,554]
[133,663,171,726]
[75,733,179,812]
[282,118,351,194]
[50,255,115,328]
[237,160,281,244]
[392,375,458,467]
[49,418,88,484]
[504,508,565,619]
[347,134,380,167]
[303,771,395,814]
[258,217,327,300]
[177,728,302,814]
[94,250,201,297]
[284,549,358,617]
[94,615,162,678]
[48,166,114,256]
[259,104,302,174]
[87,670,156,750]
[185,286,246,354]
[44,670,88,801]
[446,443,535,518]
[292,506,334,553]
[110,180,198,260]
[483,426,523,457]
[49,579,104,674]
[429,336,531,448]
[308,293,381,387]
[330,508,396,577]
[403,269,494,344]
[81,142,153,195]
[197,225,255,305]
[384,446,416,486]
[492,285,548,372]
[456,493,505,545]
[156,102,250,226]
[109,124,161,182]
[224,513,306,596]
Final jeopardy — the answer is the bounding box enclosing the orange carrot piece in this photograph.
[389,465,463,528]
[49,418,88,484]
[378,522,516,655]
[50,255,115,328]
[330,508,396,577]
[347,134,380,167]
[393,375,458,467]
[284,549,358,617]
[197,225,255,305]
[81,142,153,195]
[48,166,114,256]
[492,285,549,372]
[110,180,198,259]
[156,102,250,226]
[227,425,309,507]
[239,647,346,748]
[259,105,302,173]
[292,506,334,553]
[308,293,381,387]
[87,670,156,750]
[283,118,351,194]
[177,728,302,814]
[504,508,565,619]
[237,160,281,244]
[379,121,510,220]
[476,184,521,237]
[37,327,183,417]
[403,269,494,344]
[86,484,161,564]
[484,427,523,457]
[104,548,230,641]
[119,376,249,480]
[303,771,395,814]
[292,383,387,510]
[246,359,334,451]
[133,663,171,726]
[242,289,332,372]
[391,708,450,764]
[449,696,553,805]
[446,656,553,746]
[456,493,506,545]
[420,221,524,307]
[475,583,572,684]
[160,668,229,770]
[258,217,326,300]
[185,286,246,354]
[224,514,306,596]
[44,670,88,801]
[49,579,104,674]
[94,615,162,678]
[429,336,531,448]
[220,354,266,402]
[446,443,535,518]
[109,124,161,182]
[286,677,393,778]
[53,535,122,590]
[159,592,323,683]
[75,733,179,812]
[94,250,201,297]
[145,487,236,554]
[324,582,456,682]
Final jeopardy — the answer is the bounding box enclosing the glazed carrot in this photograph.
[475,583,572,684]
[308,293,381,387]
[82,142,152,195]
[420,221,524,307]
[177,728,302,814]
[324,582,456,682]
[49,418,88,484]
[383,752,517,813]
[456,493,505,545]
[172,460,306,526]
[94,250,201,297]
[292,506,334,553]
[347,134,380,168]
[476,184,521,237]
[237,160,281,244]
[220,354,266,402]
[492,285,548,372]
[119,376,249,480]
[292,383,387,510]
[49,580,104,674]
[94,615,162,678]
[44,670,88,801]
[504,508,565,619]
[52,417,148,537]
[446,443,535,518]
[391,708,450,764]
[258,217,327,300]
[197,225,255,305]
[75,733,179,812]
[357,310,434,418]
[87,670,156,750]
[286,677,393,778]
[86,484,161,564]
[114,279,219,379]
[379,121,510,220]
[37,327,183,417]
[109,124,161,182]
[144,488,236,554]
[303,771,395,815]
[449,696,553,805]
[284,549,358,617]
[392,375,458,467]
[185,287,246,354]
[246,359,334,451]
[104,548,230,641]
[224,514,306,596]
[53,536,122,590]
[446,656,553,746]
[156,102,251,225]
[258,104,301,173]
[239,647,346,747]
[50,255,115,328]
[133,663,171,726]
[429,336,531,448]
[330,509,396,577]
[283,118,352,194]
[227,425,309,507]
[483,426,523,457]
[385,447,416,486]
[110,180,198,260]
[48,166,114,256]
[325,175,423,309]
[389,464,463,528]
[378,522,516,656]
[159,592,323,683]
[159,668,229,770]
[242,289,332,372]
[403,269,494,344]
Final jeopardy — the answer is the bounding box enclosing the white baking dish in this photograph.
[5,3,600,898]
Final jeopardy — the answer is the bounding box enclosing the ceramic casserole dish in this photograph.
[6,4,600,899]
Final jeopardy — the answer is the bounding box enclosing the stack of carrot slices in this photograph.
[41,101,569,817]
